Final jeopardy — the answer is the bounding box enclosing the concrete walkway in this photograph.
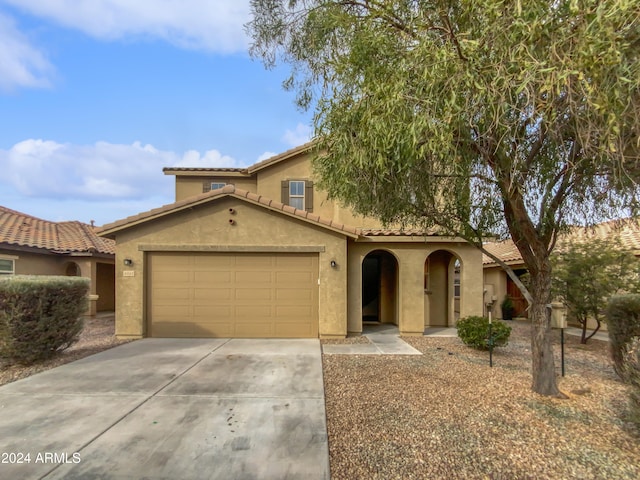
[322,324,422,355]
[0,338,329,480]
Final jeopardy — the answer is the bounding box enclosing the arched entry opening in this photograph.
[65,262,81,276]
[424,250,462,328]
[362,250,398,326]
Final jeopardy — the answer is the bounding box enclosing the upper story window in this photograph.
[281,180,314,212]
[0,257,16,275]
[203,181,228,193]
[289,181,305,210]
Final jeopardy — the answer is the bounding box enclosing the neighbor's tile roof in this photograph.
[98,185,360,238]
[0,206,115,255]
[483,217,640,266]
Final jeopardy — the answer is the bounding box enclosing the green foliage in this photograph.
[552,236,640,343]
[606,295,640,380]
[456,316,512,350]
[623,338,640,426]
[0,275,89,364]
[249,0,640,395]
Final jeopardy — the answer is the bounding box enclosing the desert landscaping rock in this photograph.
[323,322,639,480]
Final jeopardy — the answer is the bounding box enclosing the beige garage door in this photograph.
[147,252,319,338]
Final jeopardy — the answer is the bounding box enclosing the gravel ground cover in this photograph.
[0,314,128,387]
[323,321,640,480]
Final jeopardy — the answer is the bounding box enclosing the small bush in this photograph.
[456,316,512,350]
[0,275,89,364]
[606,294,640,380]
[623,338,640,427]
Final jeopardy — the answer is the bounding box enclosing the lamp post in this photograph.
[549,302,568,376]
[486,300,495,368]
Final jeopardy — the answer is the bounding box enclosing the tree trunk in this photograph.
[529,268,564,397]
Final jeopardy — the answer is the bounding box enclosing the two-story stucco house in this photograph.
[98,143,484,339]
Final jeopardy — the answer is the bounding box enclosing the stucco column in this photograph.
[347,248,362,334]
[397,250,425,336]
[75,258,97,317]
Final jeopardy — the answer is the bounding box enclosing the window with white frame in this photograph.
[211,182,226,190]
[289,181,305,210]
[0,257,15,275]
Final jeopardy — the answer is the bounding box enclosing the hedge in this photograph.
[0,275,89,364]
[456,315,512,350]
[606,294,640,380]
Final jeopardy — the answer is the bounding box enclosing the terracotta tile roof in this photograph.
[162,167,246,173]
[483,218,640,266]
[482,240,524,266]
[0,206,115,255]
[98,185,360,238]
[162,142,316,176]
[360,227,441,236]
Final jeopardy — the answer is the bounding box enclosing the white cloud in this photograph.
[257,151,276,162]
[282,123,312,147]
[0,139,244,201]
[0,12,54,92]
[2,0,250,53]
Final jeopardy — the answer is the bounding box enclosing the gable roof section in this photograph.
[483,218,640,266]
[0,206,115,255]
[97,185,360,239]
[162,142,315,177]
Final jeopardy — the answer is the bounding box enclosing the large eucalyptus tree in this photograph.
[248,0,640,396]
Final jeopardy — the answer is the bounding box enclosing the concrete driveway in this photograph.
[0,339,329,480]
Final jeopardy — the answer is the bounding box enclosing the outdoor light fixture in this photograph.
[123,258,133,266]
[330,260,337,268]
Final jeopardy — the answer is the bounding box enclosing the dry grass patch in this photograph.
[323,321,639,480]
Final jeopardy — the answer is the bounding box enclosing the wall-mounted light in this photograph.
[330,260,337,268]
[228,208,237,214]
[123,258,133,266]
[228,219,236,225]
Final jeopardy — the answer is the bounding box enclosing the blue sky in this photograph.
[0,1,312,226]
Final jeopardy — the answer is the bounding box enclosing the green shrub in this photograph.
[456,316,512,350]
[623,338,640,427]
[606,294,640,380]
[0,275,89,364]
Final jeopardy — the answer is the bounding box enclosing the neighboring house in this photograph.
[0,206,116,316]
[99,143,484,339]
[483,218,640,324]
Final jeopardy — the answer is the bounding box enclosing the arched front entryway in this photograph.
[362,250,398,327]
[424,250,462,328]
[65,262,81,276]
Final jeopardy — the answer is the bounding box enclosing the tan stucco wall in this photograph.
[175,176,257,201]
[111,197,349,339]
[483,266,508,319]
[4,250,65,275]
[347,241,484,335]
[1,249,114,316]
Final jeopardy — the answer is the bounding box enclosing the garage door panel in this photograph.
[234,271,272,283]
[276,288,313,301]
[234,323,273,337]
[148,253,318,338]
[234,256,273,268]
[276,305,314,317]
[235,288,271,300]
[234,305,273,317]
[276,271,314,284]
[152,322,196,337]
[154,271,191,283]
[194,271,231,283]
[153,288,191,301]
[194,288,232,301]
